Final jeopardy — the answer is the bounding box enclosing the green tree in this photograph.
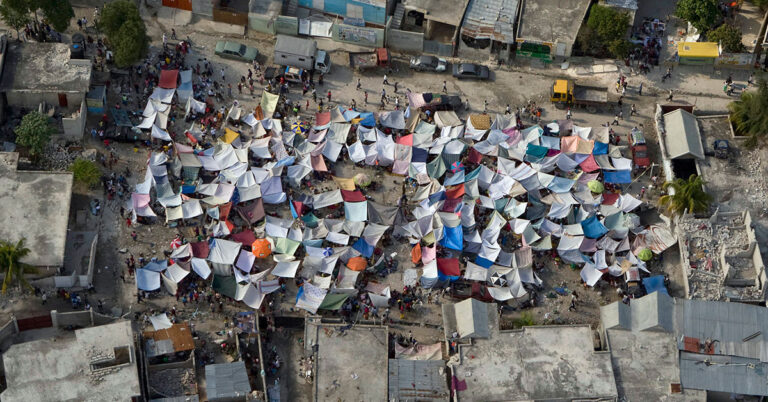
[0,238,36,294]
[36,0,74,32]
[70,158,101,189]
[608,39,633,59]
[728,80,768,148]
[708,24,745,53]
[676,0,720,33]
[99,0,147,67]
[0,0,30,41]
[659,175,713,217]
[512,312,536,328]
[14,111,55,157]
[586,5,630,42]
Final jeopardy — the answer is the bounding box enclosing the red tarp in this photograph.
[579,154,601,173]
[341,189,366,202]
[601,192,620,205]
[445,185,465,200]
[229,230,256,245]
[437,258,460,276]
[190,241,210,258]
[159,69,179,89]
[396,134,414,146]
[235,199,265,224]
[315,111,331,126]
[468,147,483,164]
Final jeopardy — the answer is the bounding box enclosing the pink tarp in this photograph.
[421,245,436,264]
[315,111,331,126]
[560,136,594,154]
[159,69,179,89]
[311,154,328,172]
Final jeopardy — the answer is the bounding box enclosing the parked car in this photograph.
[410,55,447,72]
[452,63,489,80]
[215,41,259,62]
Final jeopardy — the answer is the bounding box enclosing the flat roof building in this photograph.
[452,325,618,401]
[516,0,591,58]
[602,291,768,398]
[305,317,389,401]
[0,320,142,402]
[0,152,73,268]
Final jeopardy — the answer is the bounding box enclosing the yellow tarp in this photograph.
[222,128,239,144]
[678,42,719,58]
[332,176,356,191]
[260,91,280,116]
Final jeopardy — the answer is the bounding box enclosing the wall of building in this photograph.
[275,16,300,35]
[250,13,277,35]
[61,99,87,141]
[716,52,756,68]
[298,0,387,25]
[386,29,424,53]
[333,24,384,47]
[148,355,195,371]
[191,0,213,17]
[5,91,84,111]
[53,310,93,328]
[0,318,19,353]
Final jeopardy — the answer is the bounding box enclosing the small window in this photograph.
[298,58,305,62]
[281,55,286,58]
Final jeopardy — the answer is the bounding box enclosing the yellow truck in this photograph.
[550,79,610,113]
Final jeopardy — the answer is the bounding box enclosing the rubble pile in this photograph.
[40,144,81,171]
[148,368,196,396]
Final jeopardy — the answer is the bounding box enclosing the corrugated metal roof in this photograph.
[604,0,638,10]
[663,109,705,160]
[461,0,520,43]
[388,359,450,400]
[680,352,768,396]
[205,361,251,400]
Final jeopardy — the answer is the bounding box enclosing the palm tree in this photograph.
[658,175,713,217]
[728,79,768,148]
[0,238,37,294]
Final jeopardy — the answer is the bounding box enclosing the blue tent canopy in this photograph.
[352,237,375,257]
[358,112,375,127]
[444,171,465,186]
[603,170,632,184]
[581,215,609,239]
[412,147,429,163]
[593,142,609,155]
[440,225,463,251]
[474,256,494,268]
[526,143,549,158]
[642,275,669,295]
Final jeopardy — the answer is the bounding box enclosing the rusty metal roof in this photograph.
[461,0,520,43]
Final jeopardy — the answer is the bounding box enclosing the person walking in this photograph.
[748,73,755,86]
[667,89,674,102]
[394,82,399,93]
[383,74,389,85]
[131,231,138,241]
[356,78,361,90]
[612,114,620,125]
[171,28,177,40]
[619,110,624,120]
[312,88,317,103]
[327,90,332,102]
[505,104,511,115]
[364,91,368,104]
[638,82,643,96]
[483,100,488,114]
[237,82,243,94]
[220,68,225,81]
[566,108,572,120]
[630,104,637,116]
[442,80,447,93]
[162,33,167,48]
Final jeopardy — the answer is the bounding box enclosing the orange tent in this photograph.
[251,239,272,258]
[411,244,422,264]
[347,256,367,271]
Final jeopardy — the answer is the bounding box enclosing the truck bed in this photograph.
[573,85,608,104]
[349,52,378,69]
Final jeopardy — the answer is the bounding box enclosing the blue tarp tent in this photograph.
[642,275,669,295]
[581,215,608,239]
[440,225,463,251]
[593,142,609,155]
[358,112,375,127]
[603,170,632,184]
[526,143,549,158]
[352,237,374,257]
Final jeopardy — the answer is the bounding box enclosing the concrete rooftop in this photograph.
[0,320,141,402]
[0,41,91,93]
[402,0,470,27]
[0,152,73,267]
[306,319,388,401]
[454,325,617,401]
[517,0,590,46]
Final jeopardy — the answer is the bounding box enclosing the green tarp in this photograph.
[319,293,350,310]
[274,237,301,255]
[427,156,446,178]
[212,275,237,299]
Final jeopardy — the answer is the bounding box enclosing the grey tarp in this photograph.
[379,110,406,130]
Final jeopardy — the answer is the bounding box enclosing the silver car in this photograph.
[409,55,447,72]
